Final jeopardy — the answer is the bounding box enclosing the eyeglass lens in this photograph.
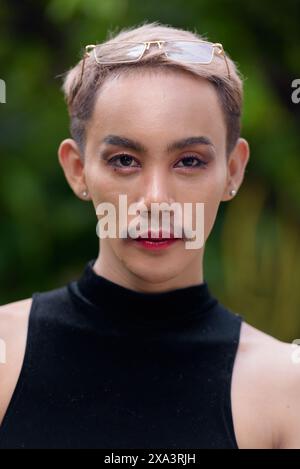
[165,41,214,63]
[94,41,215,64]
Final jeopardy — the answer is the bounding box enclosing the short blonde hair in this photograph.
[61,21,243,157]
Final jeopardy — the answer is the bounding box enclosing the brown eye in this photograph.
[107,154,140,168]
[175,156,207,168]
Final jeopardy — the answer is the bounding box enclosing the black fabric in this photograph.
[0,258,243,449]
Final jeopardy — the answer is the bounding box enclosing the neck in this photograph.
[93,240,205,293]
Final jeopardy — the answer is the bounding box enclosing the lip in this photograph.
[137,229,179,240]
[129,229,182,250]
[131,238,180,250]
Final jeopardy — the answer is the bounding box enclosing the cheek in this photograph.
[203,172,227,237]
[187,164,227,204]
[185,166,226,238]
[203,201,220,239]
[84,160,118,204]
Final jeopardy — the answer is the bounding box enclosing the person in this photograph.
[0,21,299,449]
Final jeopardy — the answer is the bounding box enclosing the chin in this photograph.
[121,257,185,285]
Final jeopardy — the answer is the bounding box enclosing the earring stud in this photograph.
[229,189,237,197]
[82,190,88,197]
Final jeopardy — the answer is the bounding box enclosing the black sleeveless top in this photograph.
[0,259,243,449]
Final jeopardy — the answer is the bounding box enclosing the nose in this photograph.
[135,167,175,213]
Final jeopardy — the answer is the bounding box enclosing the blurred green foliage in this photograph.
[0,0,299,341]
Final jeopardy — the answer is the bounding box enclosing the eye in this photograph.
[175,155,208,169]
[105,153,208,171]
[107,153,140,169]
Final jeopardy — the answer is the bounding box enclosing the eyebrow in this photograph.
[101,134,215,154]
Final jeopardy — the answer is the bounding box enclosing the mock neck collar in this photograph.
[70,258,218,328]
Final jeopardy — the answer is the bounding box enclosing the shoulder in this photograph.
[0,298,33,338]
[0,297,33,315]
[0,298,33,343]
[232,320,300,448]
[0,298,33,425]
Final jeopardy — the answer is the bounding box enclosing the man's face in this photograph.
[69,70,245,286]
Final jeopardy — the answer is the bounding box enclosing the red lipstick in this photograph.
[130,229,182,251]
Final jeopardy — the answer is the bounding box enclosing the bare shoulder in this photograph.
[0,297,32,319]
[0,298,32,345]
[0,298,33,426]
[232,320,300,449]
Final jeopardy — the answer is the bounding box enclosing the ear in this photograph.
[58,138,90,200]
[221,138,250,202]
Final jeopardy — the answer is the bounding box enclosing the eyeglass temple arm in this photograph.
[214,43,231,79]
[77,45,97,92]
[85,44,96,55]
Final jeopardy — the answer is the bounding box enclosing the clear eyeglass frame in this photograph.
[81,39,231,82]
